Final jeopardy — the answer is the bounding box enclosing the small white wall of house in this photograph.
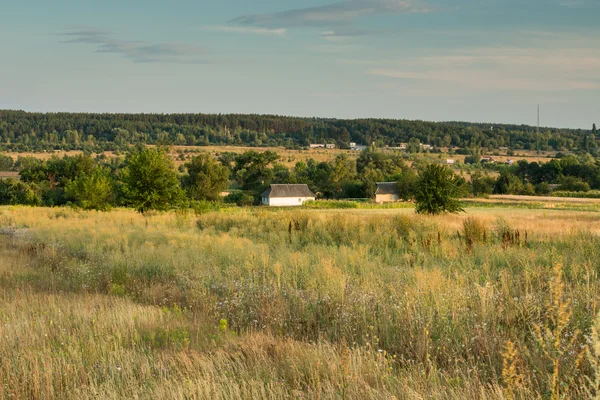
[375,194,400,204]
[266,197,315,207]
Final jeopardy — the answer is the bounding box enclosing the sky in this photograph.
[0,0,598,129]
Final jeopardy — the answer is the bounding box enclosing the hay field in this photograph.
[0,205,599,399]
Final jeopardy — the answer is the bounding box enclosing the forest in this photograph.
[0,110,596,152]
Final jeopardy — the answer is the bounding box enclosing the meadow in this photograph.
[1,205,600,399]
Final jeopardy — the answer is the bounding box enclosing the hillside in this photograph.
[0,110,595,153]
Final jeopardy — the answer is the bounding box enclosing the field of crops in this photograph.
[1,205,599,399]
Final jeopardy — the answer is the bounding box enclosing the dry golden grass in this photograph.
[1,205,600,398]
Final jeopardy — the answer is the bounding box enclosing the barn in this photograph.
[375,182,400,203]
[261,184,316,207]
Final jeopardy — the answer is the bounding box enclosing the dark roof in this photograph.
[261,184,316,198]
[0,172,20,180]
[375,182,399,195]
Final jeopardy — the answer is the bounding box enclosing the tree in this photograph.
[414,164,465,215]
[0,154,14,171]
[65,167,115,211]
[121,147,185,212]
[181,154,230,201]
[0,179,41,206]
[470,171,495,197]
[593,123,597,136]
[396,168,418,200]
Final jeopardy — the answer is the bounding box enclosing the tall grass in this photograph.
[1,206,600,398]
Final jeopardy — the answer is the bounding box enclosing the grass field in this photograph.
[1,205,599,399]
[3,146,556,168]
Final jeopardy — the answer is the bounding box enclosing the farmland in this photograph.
[1,205,599,399]
[1,145,556,168]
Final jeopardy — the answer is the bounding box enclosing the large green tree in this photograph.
[181,154,230,201]
[121,147,185,212]
[65,167,115,211]
[414,164,465,215]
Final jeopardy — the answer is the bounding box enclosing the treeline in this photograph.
[2,149,600,211]
[0,149,418,210]
[0,110,595,153]
[479,155,600,196]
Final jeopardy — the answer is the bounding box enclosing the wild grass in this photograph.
[1,205,600,398]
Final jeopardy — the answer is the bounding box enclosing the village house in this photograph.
[325,144,336,149]
[481,156,495,163]
[446,159,456,165]
[0,172,20,180]
[309,144,325,149]
[351,144,368,151]
[375,182,400,204]
[261,184,316,207]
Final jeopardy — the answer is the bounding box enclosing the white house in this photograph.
[375,182,400,203]
[261,184,316,207]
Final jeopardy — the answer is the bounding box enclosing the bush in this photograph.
[558,176,590,193]
[224,191,255,206]
[535,182,553,195]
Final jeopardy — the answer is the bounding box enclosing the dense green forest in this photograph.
[0,110,596,152]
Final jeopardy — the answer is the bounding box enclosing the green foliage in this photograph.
[302,200,359,209]
[558,176,590,192]
[0,154,14,171]
[121,147,185,213]
[181,154,230,201]
[65,167,115,211]
[552,190,600,199]
[494,171,535,195]
[535,182,553,195]
[1,110,593,153]
[224,191,255,206]
[470,171,495,197]
[396,169,418,200]
[414,164,465,215]
[464,153,481,165]
[0,179,41,206]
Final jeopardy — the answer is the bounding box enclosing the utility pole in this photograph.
[537,104,540,136]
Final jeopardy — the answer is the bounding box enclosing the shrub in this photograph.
[414,164,466,215]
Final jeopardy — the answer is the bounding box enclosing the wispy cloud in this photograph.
[62,29,209,64]
[231,0,431,29]
[367,45,600,92]
[320,27,392,42]
[202,25,286,36]
[558,0,585,8]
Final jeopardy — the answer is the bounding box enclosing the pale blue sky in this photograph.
[1,0,598,128]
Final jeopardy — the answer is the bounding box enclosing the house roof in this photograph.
[375,182,399,195]
[261,184,316,198]
[0,171,20,179]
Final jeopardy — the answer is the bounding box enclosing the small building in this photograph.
[310,144,325,149]
[375,182,400,204]
[446,159,456,165]
[420,144,432,151]
[0,172,20,180]
[325,144,336,149]
[481,156,495,163]
[352,145,368,151]
[261,184,316,207]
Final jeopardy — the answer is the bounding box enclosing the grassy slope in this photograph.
[1,206,600,399]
